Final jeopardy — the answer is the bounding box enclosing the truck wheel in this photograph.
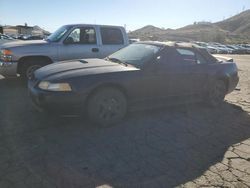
[207,80,226,106]
[25,64,42,79]
[87,87,127,127]
[20,59,48,80]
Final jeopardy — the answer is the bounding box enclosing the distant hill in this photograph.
[130,25,176,41]
[129,10,250,43]
[215,9,250,35]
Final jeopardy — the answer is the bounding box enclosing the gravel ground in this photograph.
[0,55,250,188]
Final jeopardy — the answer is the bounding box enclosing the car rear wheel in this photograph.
[87,87,127,126]
[207,80,226,106]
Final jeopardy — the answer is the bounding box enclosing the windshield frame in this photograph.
[46,25,72,42]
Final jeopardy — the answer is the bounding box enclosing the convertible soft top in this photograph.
[137,41,219,63]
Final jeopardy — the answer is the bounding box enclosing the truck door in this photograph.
[58,26,100,61]
[98,27,128,58]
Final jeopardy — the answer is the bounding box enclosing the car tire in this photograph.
[87,87,127,127]
[207,80,226,106]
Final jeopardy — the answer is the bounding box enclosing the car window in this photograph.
[156,47,181,66]
[196,53,207,64]
[66,27,96,44]
[176,48,197,65]
[101,27,124,45]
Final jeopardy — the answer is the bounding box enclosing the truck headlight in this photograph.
[38,81,72,92]
[0,49,13,62]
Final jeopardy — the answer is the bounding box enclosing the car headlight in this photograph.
[38,81,72,92]
[0,49,13,62]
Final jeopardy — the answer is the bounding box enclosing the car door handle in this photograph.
[92,48,99,52]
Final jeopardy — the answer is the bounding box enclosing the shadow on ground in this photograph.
[1,78,250,188]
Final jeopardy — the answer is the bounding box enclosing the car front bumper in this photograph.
[28,82,87,114]
[0,61,18,77]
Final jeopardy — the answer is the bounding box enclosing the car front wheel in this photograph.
[87,87,127,126]
[207,80,226,106]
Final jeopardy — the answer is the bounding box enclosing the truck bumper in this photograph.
[0,61,18,77]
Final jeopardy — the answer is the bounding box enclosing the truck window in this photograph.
[66,27,96,44]
[47,25,70,42]
[100,27,124,45]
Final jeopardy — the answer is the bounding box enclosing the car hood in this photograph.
[0,40,48,48]
[34,58,139,81]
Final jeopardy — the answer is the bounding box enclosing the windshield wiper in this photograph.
[105,57,129,67]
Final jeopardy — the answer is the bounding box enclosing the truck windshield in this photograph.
[46,26,70,42]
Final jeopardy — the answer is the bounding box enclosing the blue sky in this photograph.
[0,0,250,32]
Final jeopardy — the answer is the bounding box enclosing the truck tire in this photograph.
[87,87,127,127]
[20,58,49,80]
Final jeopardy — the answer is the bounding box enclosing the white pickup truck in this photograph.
[0,24,129,79]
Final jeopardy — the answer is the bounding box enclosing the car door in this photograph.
[144,47,209,99]
[128,47,178,101]
[171,48,209,96]
[58,26,100,61]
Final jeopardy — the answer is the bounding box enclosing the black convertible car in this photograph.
[28,42,239,126]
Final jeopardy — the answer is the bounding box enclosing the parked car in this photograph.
[0,34,15,45]
[0,24,129,79]
[236,45,250,54]
[213,44,233,54]
[0,34,14,40]
[226,45,246,54]
[206,45,218,54]
[28,42,239,126]
[15,34,29,40]
[194,42,221,54]
[24,35,44,40]
[129,38,140,44]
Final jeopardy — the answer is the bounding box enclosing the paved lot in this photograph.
[0,55,250,188]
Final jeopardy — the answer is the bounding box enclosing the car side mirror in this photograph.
[152,56,162,69]
[64,37,74,44]
[154,56,161,63]
[142,56,161,72]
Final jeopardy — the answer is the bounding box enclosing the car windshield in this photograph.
[107,43,161,67]
[46,26,70,42]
